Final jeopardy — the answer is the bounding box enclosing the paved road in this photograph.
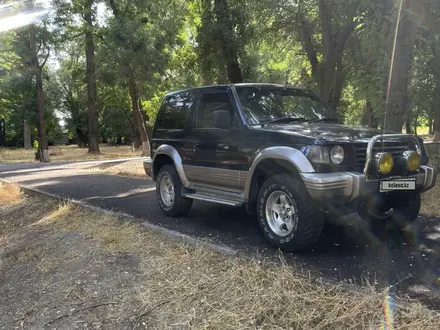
[2,159,440,308]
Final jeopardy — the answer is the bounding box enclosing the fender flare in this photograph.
[244,146,315,200]
[153,144,190,187]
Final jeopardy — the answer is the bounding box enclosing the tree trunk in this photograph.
[30,23,49,162]
[434,114,440,141]
[405,118,412,134]
[0,119,5,146]
[84,1,100,154]
[128,76,150,156]
[328,57,344,110]
[139,100,153,143]
[362,101,376,128]
[318,63,336,102]
[214,0,243,83]
[413,116,418,135]
[428,118,433,135]
[23,120,32,149]
[76,129,87,148]
[385,0,420,132]
[300,1,353,103]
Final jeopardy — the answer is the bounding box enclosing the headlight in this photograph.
[330,145,344,164]
[404,151,421,172]
[376,152,394,175]
[302,145,329,164]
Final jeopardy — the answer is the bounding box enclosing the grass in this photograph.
[83,160,147,178]
[0,182,23,205]
[1,184,439,329]
[421,179,440,216]
[0,144,143,164]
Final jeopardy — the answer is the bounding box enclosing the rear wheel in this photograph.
[257,174,324,252]
[156,164,193,217]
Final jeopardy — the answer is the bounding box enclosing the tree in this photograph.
[52,0,101,153]
[0,3,57,154]
[56,44,89,147]
[197,0,245,84]
[103,0,184,155]
[385,0,422,132]
[84,0,100,153]
[28,7,50,161]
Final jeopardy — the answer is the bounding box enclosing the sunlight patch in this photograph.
[34,203,73,226]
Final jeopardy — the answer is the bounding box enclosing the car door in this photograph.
[185,87,243,192]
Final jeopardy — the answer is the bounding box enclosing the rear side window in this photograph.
[197,91,234,128]
[156,91,194,129]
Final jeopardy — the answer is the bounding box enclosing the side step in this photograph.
[183,191,245,207]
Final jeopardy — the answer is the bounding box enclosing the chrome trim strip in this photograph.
[244,146,315,200]
[301,172,364,203]
[183,165,242,190]
[421,165,437,192]
[238,171,248,189]
[363,134,422,175]
[183,193,244,206]
[153,144,190,187]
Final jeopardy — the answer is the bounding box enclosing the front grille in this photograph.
[354,140,416,165]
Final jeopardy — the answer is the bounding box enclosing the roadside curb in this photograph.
[0,179,237,256]
[0,179,418,311]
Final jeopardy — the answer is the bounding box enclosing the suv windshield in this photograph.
[236,86,338,126]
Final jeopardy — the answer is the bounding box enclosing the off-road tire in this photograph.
[156,164,193,217]
[257,174,324,252]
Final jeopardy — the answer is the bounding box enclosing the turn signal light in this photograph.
[404,151,421,172]
[376,152,394,175]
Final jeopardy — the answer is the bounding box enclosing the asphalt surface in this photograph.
[1,159,440,308]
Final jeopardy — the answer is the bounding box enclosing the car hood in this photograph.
[254,123,389,143]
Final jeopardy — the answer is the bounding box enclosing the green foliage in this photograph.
[2,0,440,149]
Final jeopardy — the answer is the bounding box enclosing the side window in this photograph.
[156,92,194,130]
[197,92,235,129]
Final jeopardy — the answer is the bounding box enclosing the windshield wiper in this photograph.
[261,117,309,127]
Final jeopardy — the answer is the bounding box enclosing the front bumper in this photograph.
[144,158,153,178]
[300,165,437,205]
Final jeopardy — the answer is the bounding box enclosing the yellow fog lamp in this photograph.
[404,151,421,172]
[376,152,394,175]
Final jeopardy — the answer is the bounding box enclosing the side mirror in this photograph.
[213,110,231,130]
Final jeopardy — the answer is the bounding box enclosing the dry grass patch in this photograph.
[84,160,146,178]
[47,204,440,330]
[0,144,143,164]
[0,182,23,205]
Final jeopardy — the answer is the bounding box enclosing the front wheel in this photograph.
[156,164,193,217]
[257,174,324,252]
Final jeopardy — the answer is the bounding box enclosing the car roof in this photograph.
[165,83,306,97]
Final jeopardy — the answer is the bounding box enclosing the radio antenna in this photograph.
[383,0,404,149]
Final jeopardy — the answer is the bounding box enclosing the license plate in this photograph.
[380,179,416,192]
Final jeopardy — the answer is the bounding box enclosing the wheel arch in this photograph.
[152,144,190,187]
[245,147,315,202]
